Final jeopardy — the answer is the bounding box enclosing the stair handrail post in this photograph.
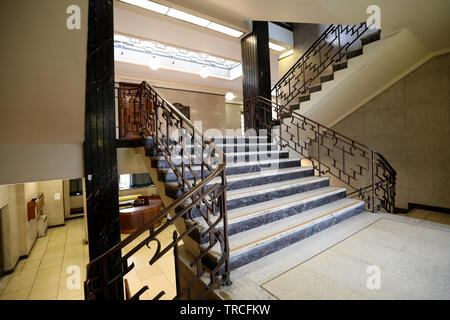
[221,168,232,285]
[173,230,181,300]
[371,150,377,213]
[317,123,321,177]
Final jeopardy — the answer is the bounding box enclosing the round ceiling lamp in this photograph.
[200,66,209,78]
[148,56,160,70]
[225,92,235,100]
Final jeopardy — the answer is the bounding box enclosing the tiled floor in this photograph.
[261,216,450,299]
[0,217,179,301]
[121,224,179,300]
[401,209,450,225]
[0,218,89,300]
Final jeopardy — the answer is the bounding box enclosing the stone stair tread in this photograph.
[192,186,345,230]
[165,166,313,189]
[156,157,300,174]
[182,142,277,148]
[227,176,328,200]
[225,157,299,168]
[176,175,327,207]
[206,198,364,258]
[150,149,287,161]
[223,166,313,184]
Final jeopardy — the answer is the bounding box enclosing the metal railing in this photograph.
[272,22,372,107]
[84,81,231,300]
[247,96,396,213]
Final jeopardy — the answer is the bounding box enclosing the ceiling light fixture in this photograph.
[148,56,160,70]
[206,22,244,38]
[269,42,286,52]
[120,0,245,38]
[225,92,235,100]
[200,66,209,78]
[120,0,169,15]
[167,8,210,27]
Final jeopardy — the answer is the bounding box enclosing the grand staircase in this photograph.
[146,136,365,272]
[84,21,396,300]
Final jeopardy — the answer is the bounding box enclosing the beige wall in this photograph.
[278,23,330,78]
[0,184,31,271]
[0,144,84,186]
[119,186,158,198]
[332,53,450,209]
[38,180,65,227]
[225,103,243,133]
[117,148,149,176]
[0,0,88,185]
[0,178,67,271]
[157,88,226,136]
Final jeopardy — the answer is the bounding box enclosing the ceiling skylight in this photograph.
[120,0,169,15]
[114,34,242,80]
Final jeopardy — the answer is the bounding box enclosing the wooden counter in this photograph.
[119,199,162,234]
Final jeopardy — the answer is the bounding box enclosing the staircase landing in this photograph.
[210,212,450,300]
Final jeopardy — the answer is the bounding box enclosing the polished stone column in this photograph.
[84,0,123,299]
[241,21,272,132]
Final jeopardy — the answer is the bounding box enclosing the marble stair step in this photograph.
[156,158,302,182]
[173,176,330,216]
[150,150,289,169]
[146,136,273,147]
[188,186,347,243]
[346,47,363,60]
[151,143,280,156]
[166,166,313,192]
[360,29,381,46]
[202,198,365,271]
[210,136,272,144]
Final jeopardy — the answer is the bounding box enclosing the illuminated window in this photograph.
[119,173,154,190]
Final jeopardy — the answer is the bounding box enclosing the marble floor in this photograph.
[228,213,450,300]
[400,209,450,225]
[0,218,88,300]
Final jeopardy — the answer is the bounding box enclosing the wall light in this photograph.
[120,0,169,15]
[225,92,235,101]
[148,56,160,70]
[167,8,211,27]
[206,22,244,38]
[200,66,209,78]
[269,42,287,52]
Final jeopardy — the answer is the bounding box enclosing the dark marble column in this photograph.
[84,0,123,299]
[241,21,272,131]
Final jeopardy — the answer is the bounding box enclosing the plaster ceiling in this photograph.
[163,0,450,52]
[114,0,450,100]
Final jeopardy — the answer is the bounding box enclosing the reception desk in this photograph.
[119,199,162,234]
